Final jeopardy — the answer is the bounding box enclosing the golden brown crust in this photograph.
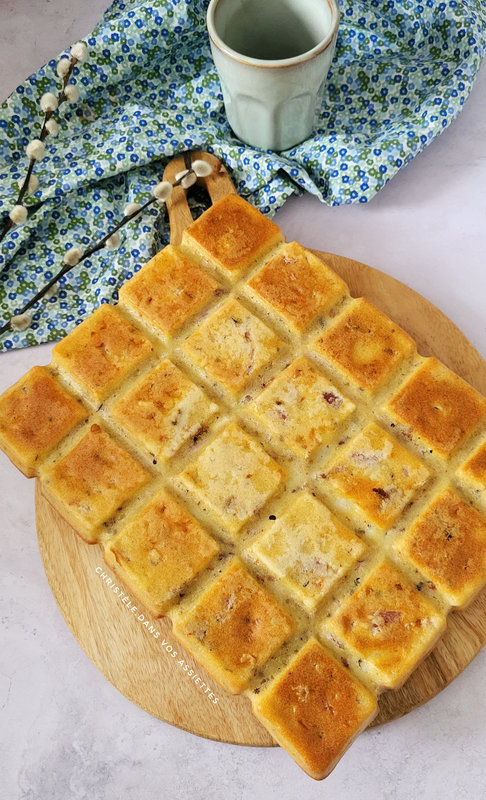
[104,489,219,617]
[182,194,283,277]
[312,297,416,392]
[325,561,446,689]
[462,440,486,483]
[386,358,486,457]
[40,423,150,543]
[118,245,220,336]
[456,437,486,509]
[248,242,348,331]
[394,488,486,608]
[173,559,294,693]
[320,422,431,529]
[252,638,377,780]
[182,298,283,395]
[111,359,219,461]
[0,366,87,477]
[52,304,154,403]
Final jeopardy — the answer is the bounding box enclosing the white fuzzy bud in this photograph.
[26,139,45,160]
[19,176,39,193]
[44,284,57,300]
[45,118,60,137]
[40,92,58,113]
[124,202,142,218]
[28,175,39,193]
[191,160,213,178]
[182,173,197,189]
[63,246,82,266]
[71,41,88,62]
[56,58,71,78]
[10,313,32,332]
[153,181,173,202]
[9,205,28,225]
[175,169,197,189]
[105,232,120,250]
[64,84,79,104]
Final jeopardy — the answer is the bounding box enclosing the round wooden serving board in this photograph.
[36,153,486,745]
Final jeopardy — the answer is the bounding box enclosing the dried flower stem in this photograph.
[0,165,206,336]
[0,54,81,244]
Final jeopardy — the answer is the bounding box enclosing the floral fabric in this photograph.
[0,0,484,349]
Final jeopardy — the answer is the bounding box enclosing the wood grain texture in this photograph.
[36,250,486,743]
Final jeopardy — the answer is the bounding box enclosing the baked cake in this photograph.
[252,637,377,780]
[1,189,486,780]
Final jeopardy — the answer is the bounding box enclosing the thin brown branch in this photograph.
[0,55,79,245]
[0,170,192,336]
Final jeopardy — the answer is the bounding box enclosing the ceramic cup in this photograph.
[206,0,340,151]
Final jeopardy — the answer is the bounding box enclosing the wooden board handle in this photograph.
[163,151,237,246]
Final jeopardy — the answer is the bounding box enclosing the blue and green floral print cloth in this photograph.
[0,0,485,349]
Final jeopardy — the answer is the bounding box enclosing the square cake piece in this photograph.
[394,488,486,608]
[118,245,221,338]
[177,422,286,537]
[319,422,431,530]
[104,489,219,617]
[111,359,219,462]
[252,638,377,781]
[312,297,416,394]
[248,492,366,611]
[40,422,150,543]
[385,357,486,458]
[52,304,154,404]
[181,193,283,280]
[0,366,86,477]
[456,437,486,510]
[248,242,348,331]
[324,561,446,689]
[173,559,294,693]
[247,356,355,458]
[182,298,283,396]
